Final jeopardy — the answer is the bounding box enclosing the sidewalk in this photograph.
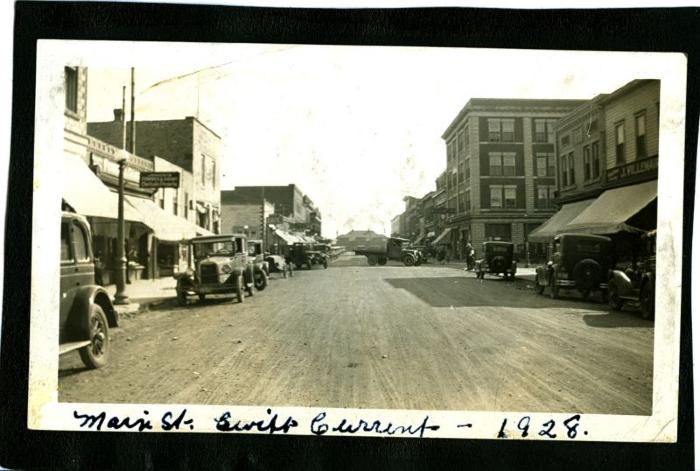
[438,261,537,285]
[105,277,177,315]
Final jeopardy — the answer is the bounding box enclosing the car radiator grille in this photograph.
[199,263,219,284]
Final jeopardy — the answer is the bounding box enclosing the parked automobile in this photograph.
[175,234,256,305]
[60,212,118,368]
[535,233,612,301]
[288,242,328,269]
[265,254,294,278]
[247,239,270,290]
[607,230,656,319]
[355,237,423,266]
[474,241,517,280]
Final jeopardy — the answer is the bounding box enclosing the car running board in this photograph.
[59,340,92,355]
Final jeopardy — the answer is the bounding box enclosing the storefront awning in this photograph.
[62,153,144,223]
[126,196,212,242]
[433,228,451,245]
[274,229,301,244]
[564,180,657,235]
[527,198,596,243]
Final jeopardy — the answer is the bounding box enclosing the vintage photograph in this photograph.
[27,40,685,440]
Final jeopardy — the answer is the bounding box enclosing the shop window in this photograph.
[65,67,78,113]
[635,111,647,159]
[485,223,512,241]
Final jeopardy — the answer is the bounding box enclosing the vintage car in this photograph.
[288,242,328,270]
[474,241,517,280]
[535,233,612,301]
[355,237,422,266]
[60,212,118,368]
[607,230,656,319]
[247,239,271,289]
[174,234,257,305]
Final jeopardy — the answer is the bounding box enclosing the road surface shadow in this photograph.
[582,311,653,328]
[385,277,609,310]
[58,365,90,378]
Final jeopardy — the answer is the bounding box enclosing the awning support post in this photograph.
[114,158,130,305]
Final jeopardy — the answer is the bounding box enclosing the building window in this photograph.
[568,152,576,185]
[615,121,625,164]
[635,111,647,159]
[485,223,512,241]
[489,185,517,209]
[535,152,555,177]
[212,161,217,188]
[489,152,516,176]
[536,186,549,208]
[462,126,469,147]
[591,141,600,179]
[488,118,516,142]
[583,145,591,181]
[534,118,559,143]
[504,186,517,208]
[561,134,570,147]
[184,192,189,218]
[560,154,570,187]
[573,126,583,144]
[201,156,207,185]
[457,131,464,153]
[65,66,78,113]
[490,186,503,208]
[173,191,179,216]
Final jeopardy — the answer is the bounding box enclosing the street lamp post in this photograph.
[114,156,130,305]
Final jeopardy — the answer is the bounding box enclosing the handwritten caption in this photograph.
[72,408,588,439]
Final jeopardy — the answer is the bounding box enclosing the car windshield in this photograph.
[490,246,509,253]
[193,240,234,259]
[574,241,603,254]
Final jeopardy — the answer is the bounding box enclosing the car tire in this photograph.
[403,255,415,266]
[323,259,328,269]
[198,293,206,302]
[78,304,110,369]
[255,271,268,291]
[534,274,545,294]
[608,282,623,311]
[639,283,654,320]
[378,257,387,266]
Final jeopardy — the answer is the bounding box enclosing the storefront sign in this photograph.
[606,156,658,184]
[140,172,181,188]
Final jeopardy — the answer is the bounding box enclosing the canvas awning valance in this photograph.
[433,228,451,245]
[527,198,596,243]
[126,196,212,242]
[274,229,301,244]
[564,180,657,235]
[62,152,144,223]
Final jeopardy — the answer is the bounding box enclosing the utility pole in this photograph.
[114,85,130,305]
[130,67,136,154]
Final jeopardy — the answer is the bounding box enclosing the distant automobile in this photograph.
[474,241,517,280]
[288,242,328,270]
[535,233,612,301]
[60,212,118,368]
[607,230,656,319]
[355,237,422,266]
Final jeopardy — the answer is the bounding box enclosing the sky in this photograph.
[85,45,662,238]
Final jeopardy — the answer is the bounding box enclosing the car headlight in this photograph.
[221,265,232,274]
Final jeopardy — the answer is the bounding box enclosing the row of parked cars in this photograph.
[472,232,656,320]
[59,211,332,370]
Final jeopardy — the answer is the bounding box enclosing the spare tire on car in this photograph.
[491,255,506,273]
[573,258,602,291]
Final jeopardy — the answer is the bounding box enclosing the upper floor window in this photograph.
[536,185,556,209]
[489,152,516,176]
[635,111,647,159]
[583,145,591,181]
[573,126,583,145]
[615,121,625,164]
[488,118,515,142]
[591,141,600,179]
[535,152,555,177]
[489,185,517,209]
[534,118,557,143]
[457,131,464,153]
[568,151,576,185]
[65,67,78,113]
[560,134,570,147]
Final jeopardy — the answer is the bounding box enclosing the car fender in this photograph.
[608,269,634,296]
[64,285,117,342]
[535,265,549,284]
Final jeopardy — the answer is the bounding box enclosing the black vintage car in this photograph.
[60,212,118,368]
[474,241,517,280]
[607,230,656,319]
[288,242,328,270]
[535,233,612,301]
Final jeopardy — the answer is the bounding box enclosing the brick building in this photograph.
[529,80,659,255]
[88,115,222,233]
[438,98,586,260]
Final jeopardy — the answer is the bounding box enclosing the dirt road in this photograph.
[59,255,654,415]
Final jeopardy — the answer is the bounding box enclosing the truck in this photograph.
[354,237,423,266]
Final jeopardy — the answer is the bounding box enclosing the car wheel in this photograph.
[608,282,623,311]
[378,257,387,266]
[236,275,245,303]
[323,259,328,269]
[403,255,415,266]
[78,304,110,369]
[534,274,545,294]
[549,276,559,299]
[639,283,654,320]
[255,271,268,291]
[198,293,206,302]
[580,289,591,302]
